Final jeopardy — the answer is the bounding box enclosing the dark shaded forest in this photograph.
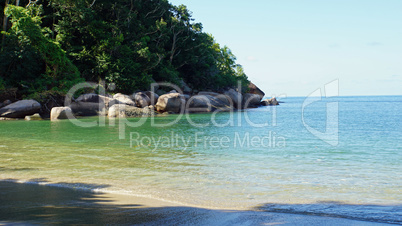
[0,0,249,99]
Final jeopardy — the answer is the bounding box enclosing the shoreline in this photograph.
[1,96,400,224]
[0,180,396,225]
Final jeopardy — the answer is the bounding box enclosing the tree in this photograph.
[1,4,82,93]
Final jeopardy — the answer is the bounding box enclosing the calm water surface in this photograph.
[0,96,401,223]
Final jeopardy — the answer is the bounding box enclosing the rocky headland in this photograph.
[0,82,279,121]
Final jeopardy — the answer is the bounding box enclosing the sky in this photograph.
[168,0,402,97]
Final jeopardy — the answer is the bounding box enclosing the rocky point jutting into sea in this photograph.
[0,82,279,121]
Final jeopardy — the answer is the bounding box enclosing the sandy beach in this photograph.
[0,181,391,225]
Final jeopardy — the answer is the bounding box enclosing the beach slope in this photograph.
[0,181,390,225]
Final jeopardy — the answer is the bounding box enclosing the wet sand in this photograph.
[0,181,390,225]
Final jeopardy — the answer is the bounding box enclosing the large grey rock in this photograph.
[155,93,186,113]
[224,89,243,109]
[261,97,279,106]
[112,93,135,106]
[134,92,151,108]
[243,93,262,108]
[69,102,107,116]
[133,91,159,108]
[198,92,232,105]
[108,104,155,118]
[50,107,72,121]
[76,93,100,102]
[75,93,114,107]
[248,82,265,99]
[186,95,233,113]
[144,91,159,105]
[71,93,114,116]
[0,99,41,118]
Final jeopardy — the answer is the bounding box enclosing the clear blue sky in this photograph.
[169,0,402,97]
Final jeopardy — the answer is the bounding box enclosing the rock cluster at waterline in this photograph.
[0,84,280,120]
[261,97,279,106]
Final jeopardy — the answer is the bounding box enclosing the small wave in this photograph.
[2,179,109,193]
[259,202,402,224]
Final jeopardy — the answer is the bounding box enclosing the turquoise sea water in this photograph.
[0,96,401,223]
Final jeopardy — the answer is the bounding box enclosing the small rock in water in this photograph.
[25,113,42,121]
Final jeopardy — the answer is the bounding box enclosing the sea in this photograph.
[0,95,401,224]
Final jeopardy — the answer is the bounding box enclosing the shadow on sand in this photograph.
[0,180,397,225]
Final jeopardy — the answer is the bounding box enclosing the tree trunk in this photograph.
[1,0,10,51]
[170,32,177,63]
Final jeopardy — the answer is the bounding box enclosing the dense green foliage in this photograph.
[1,0,249,96]
[2,4,82,95]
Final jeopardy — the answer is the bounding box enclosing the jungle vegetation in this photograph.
[0,0,249,98]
